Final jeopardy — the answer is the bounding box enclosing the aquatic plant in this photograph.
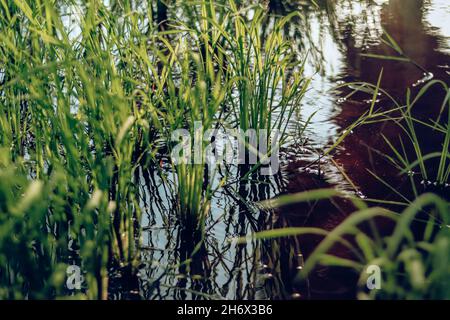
[213,1,310,162]
[243,189,450,299]
[0,0,157,298]
[154,39,228,227]
[383,81,450,190]
[1,0,446,302]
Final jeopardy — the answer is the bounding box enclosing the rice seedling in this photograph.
[209,1,310,163]
[158,44,227,228]
[330,78,450,199]
[145,4,231,228]
[342,31,450,195]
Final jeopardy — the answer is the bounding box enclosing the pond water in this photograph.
[112,0,450,300]
[270,0,450,299]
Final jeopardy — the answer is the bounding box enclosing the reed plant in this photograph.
[207,1,309,163]
[144,1,231,227]
[383,81,450,189]
[0,0,160,298]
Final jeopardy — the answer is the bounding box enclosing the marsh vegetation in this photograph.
[0,0,449,300]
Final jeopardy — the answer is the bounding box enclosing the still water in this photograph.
[123,0,450,300]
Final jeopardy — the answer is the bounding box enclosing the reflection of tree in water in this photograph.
[333,0,450,202]
[108,0,449,300]
[260,0,450,300]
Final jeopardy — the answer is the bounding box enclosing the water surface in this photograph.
[134,0,450,300]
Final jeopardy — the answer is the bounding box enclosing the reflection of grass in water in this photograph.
[0,0,309,299]
[1,0,446,300]
[241,46,450,299]
[244,189,449,299]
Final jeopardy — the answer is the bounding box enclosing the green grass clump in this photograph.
[0,151,112,299]
[245,189,450,300]
[0,0,154,298]
[153,40,228,227]
[223,1,309,149]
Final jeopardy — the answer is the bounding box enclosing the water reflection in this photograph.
[273,0,450,298]
[330,0,450,200]
[114,0,450,300]
[136,160,289,299]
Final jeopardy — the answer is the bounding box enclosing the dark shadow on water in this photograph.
[122,0,450,300]
[264,0,450,299]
